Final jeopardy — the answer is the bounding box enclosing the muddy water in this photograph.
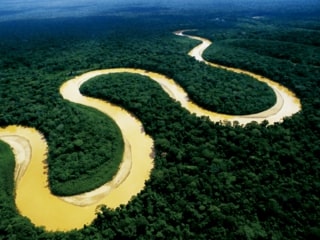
[0,91,154,231]
[0,31,302,231]
[175,30,301,124]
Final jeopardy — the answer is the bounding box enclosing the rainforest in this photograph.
[0,1,319,239]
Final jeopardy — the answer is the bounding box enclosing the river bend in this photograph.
[0,30,301,231]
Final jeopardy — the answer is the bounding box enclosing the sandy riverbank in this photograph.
[0,126,41,183]
[174,30,302,125]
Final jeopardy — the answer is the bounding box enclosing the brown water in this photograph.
[175,30,301,125]
[0,98,153,231]
[0,31,302,231]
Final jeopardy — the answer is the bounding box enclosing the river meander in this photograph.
[0,31,301,231]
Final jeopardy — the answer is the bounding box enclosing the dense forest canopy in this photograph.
[0,3,319,240]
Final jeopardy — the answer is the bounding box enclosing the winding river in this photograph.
[0,30,301,231]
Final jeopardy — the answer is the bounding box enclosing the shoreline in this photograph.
[0,130,33,183]
[174,30,302,125]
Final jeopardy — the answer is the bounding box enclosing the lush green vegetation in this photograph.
[215,39,320,66]
[47,103,124,196]
[0,141,42,239]
[171,62,276,115]
[0,141,15,202]
[0,72,124,196]
[0,5,319,240]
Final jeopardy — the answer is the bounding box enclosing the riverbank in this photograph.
[0,30,301,231]
[174,30,302,125]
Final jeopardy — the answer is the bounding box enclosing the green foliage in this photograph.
[0,141,15,198]
[0,141,45,239]
[172,62,276,115]
[46,103,124,196]
[219,39,320,66]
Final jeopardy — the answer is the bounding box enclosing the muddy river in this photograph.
[0,31,301,231]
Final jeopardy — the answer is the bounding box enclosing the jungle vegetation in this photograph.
[0,5,319,240]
